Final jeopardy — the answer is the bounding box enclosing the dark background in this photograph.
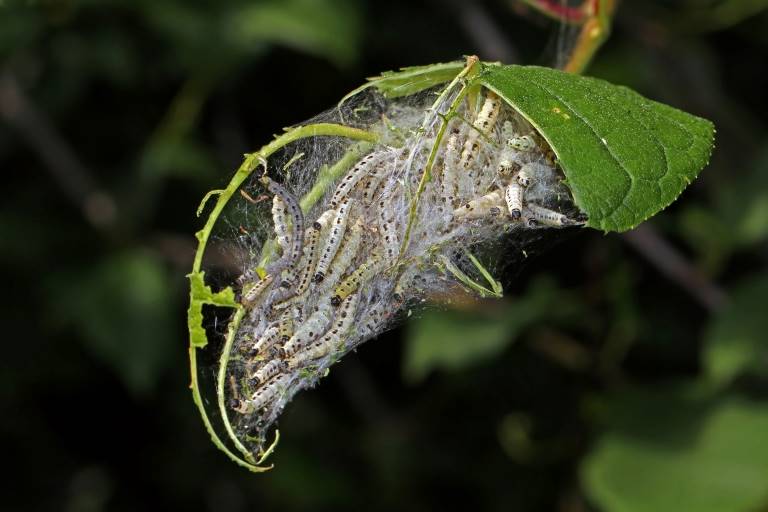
[2,1,768,511]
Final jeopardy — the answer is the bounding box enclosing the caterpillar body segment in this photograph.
[244,374,292,413]
[287,293,359,369]
[251,325,280,357]
[330,151,387,208]
[251,359,285,387]
[453,190,506,221]
[507,133,537,152]
[314,198,354,283]
[279,301,334,358]
[314,208,336,232]
[496,144,520,178]
[458,92,501,170]
[272,195,292,255]
[277,309,294,343]
[270,216,330,311]
[474,92,502,134]
[505,182,524,220]
[526,203,583,227]
[377,201,400,266]
[331,252,383,306]
[241,274,274,307]
[260,176,304,275]
[360,156,394,205]
[286,339,333,369]
[293,225,322,295]
[517,166,533,187]
[317,217,364,294]
[439,127,462,207]
[331,291,359,333]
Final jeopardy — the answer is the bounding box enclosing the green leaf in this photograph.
[582,388,768,512]
[187,270,238,349]
[365,61,467,98]
[703,273,768,386]
[403,277,580,383]
[479,65,715,233]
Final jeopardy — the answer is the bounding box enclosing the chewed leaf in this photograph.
[187,270,238,348]
[480,65,715,232]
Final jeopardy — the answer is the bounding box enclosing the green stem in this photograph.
[399,57,480,257]
[216,307,253,462]
[562,0,617,74]
[436,254,502,298]
[189,343,272,472]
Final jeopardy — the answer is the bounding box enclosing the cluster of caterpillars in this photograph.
[225,88,584,452]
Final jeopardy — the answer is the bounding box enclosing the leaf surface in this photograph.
[480,65,715,232]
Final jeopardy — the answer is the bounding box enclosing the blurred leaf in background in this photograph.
[582,388,768,512]
[403,277,585,384]
[703,273,768,388]
[679,143,768,275]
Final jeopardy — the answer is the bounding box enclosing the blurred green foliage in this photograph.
[583,390,768,512]
[703,273,768,387]
[1,0,768,511]
[404,277,585,383]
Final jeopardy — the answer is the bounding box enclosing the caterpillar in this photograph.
[504,181,524,220]
[251,359,285,387]
[316,217,364,295]
[258,174,304,277]
[313,198,354,283]
[331,251,384,307]
[250,325,280,357]
[507,133,537,152]
[279,301,335,358]
[287,292,360,369]
[271,196,291,256]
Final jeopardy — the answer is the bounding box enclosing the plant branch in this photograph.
[622,224,728,313]
[441,0,520,63]
[0,71,117,229]
[517,0,617,74]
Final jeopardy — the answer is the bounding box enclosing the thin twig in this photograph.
[622,224,728,312]
[0,71,117,229]
[440,0,520,63]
